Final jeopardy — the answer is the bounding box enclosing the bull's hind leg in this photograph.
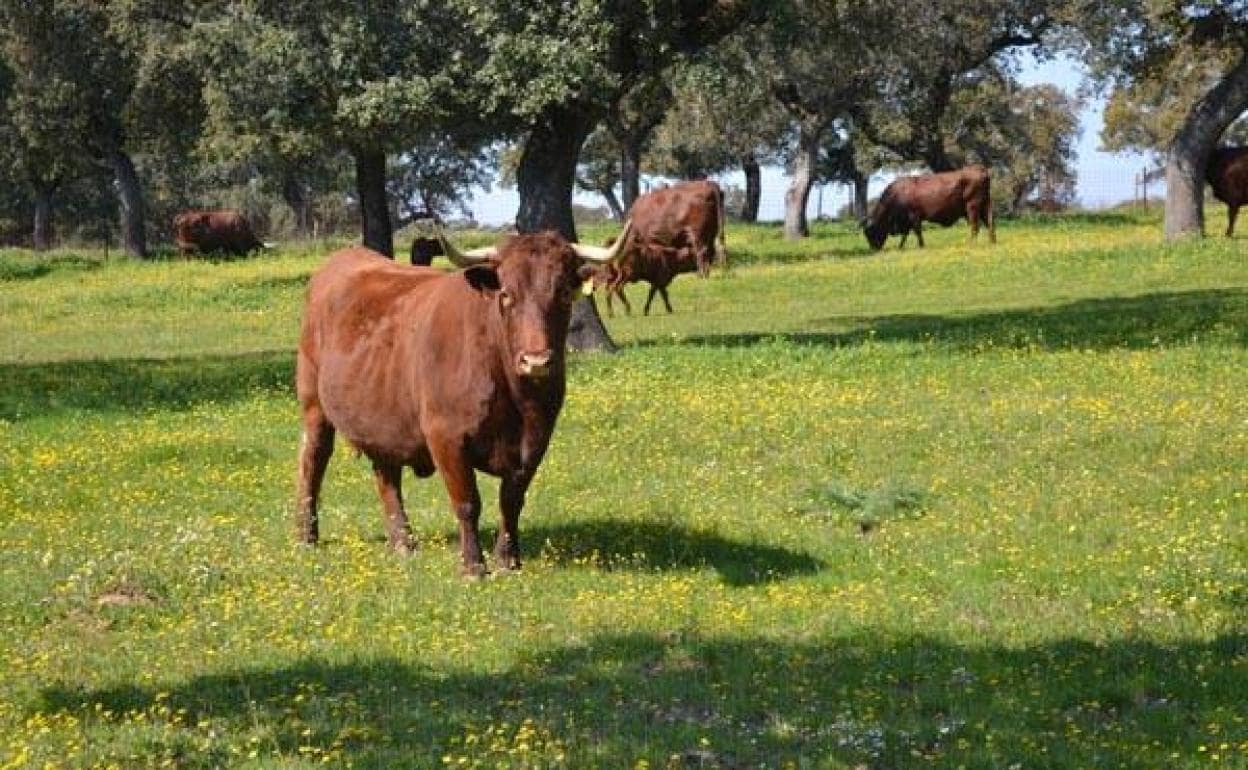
[495,474,532,571]
[1228,205,1239,238]
[295,406,335,545]
[914,221,925,248]
[372,460,414,555]
[659,286,674,314]
[429,442,487,577]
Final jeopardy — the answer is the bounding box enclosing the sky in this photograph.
[465,53,1157,226]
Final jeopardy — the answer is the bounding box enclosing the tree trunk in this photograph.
[1165,51,1248,241]
[852,172,869,220]
[784,123,822,240]
[282,173,311,236]
[922,141,956,173]
[620,140,642,213]
[32,186,53,251]
[741,153,761,222]
[597,184,625,220]
[109,150,147,258]
[517,104,616,353]
[354,148,393,256]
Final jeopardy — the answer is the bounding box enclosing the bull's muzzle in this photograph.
[517,350,553,378]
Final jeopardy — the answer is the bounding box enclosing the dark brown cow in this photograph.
[173,209,264,257]
[627,179,727,278]
[1207,146,1248,237]
[295,222,631,576]
[409,236,444,266]
[863,165,995,251]
[593,241,700,316]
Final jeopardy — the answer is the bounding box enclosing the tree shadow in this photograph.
[0,252,104,281]
[519,518,824,586]
[34,632,1245,768]
[0,350,293,421]
[641,289,1248,352]
[1011,210,1151,228]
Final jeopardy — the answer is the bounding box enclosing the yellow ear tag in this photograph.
[581,278,595,296]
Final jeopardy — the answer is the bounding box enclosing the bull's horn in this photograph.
[437,227,497,267]
[572,220,633,263]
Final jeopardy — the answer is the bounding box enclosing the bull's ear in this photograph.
[462,264,500,294]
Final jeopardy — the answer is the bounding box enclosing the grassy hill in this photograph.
[0,209,1244,769]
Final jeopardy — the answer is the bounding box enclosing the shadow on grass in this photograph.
[521,518,823,586]
[1010,210,1154,228]
[0,350,293,421]
[644,288,1248,352]
[0,252,104,281]
[35,632,1245,768]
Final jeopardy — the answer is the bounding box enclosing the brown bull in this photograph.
[593,241,700,316]
[863,165,995,251]
[1207,146,1248,237]
[295,222,631,576]
[628,179,727,278]
[173,209,264,257]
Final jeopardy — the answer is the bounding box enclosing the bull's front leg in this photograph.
[614,286,632,316]
[372,460,415,555]
[914,221,925,248]
[430,442,488,577]
[495,474,531,571]
[643,285,659,315]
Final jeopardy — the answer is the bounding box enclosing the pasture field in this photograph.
[0,209,1245,769]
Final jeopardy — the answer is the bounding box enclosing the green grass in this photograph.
[1,209,1245,769]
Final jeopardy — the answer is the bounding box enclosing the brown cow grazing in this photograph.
[863,165,995,251]
[1207,146,1248,237]
[627,179,728,278]
[173,209,265,257]
[594,241,700,316]
[295,222,632,576]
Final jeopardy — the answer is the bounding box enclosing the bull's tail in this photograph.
[984,176,997,245]
[714,182,728,272]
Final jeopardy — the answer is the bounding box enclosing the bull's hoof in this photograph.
[494,556,522,573]
[389,538,418,557]
[460,562,489,580]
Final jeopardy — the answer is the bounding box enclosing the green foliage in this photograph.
[1100,45,1248,158]
[647,46,790,179]
[946,72,1083,211]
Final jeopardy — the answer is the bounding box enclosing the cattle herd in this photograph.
[170,151,1245,576]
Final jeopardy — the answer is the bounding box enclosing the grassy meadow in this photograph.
[0,208,1245,769]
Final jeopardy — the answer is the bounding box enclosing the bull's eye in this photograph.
[499,289,515,310]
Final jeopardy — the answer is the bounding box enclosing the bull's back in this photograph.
[299,249,447,451]
[896,167,989,224]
